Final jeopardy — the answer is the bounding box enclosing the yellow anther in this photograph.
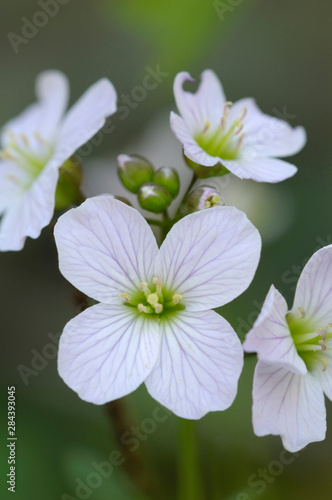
[119,292,130,302]
[139,282,151,294]
[321,359,328,372]
[152,277,162,293]
[318,340,327,351]
[1,149,15,160]
[147,293,159,306]
[298,307,306,319]
[211,194,221,205]
[172,294,183,305]
[154,303,163,314]
[221,101,233,130]
[204,200,211,209]
[137,304,153,314]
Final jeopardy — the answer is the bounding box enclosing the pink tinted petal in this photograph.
[229,98,306,158]
[252,361,326,452]
[292,245,332,326]
[145,309,243,419]
[58,303,160,404]
[54,196,159,304]
[173,70,226,135]
[53,78,117,167]
[0,164,58,251]
[244,285,306,375]
[221,156,297,183]
[154,206,261,311]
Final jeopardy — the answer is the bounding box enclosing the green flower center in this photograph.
[1,130,53,188]
[286,307,332,372]
[194,102,246,160]
[119,277,185,318]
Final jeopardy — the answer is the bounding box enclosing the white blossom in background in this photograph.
[244,245,332,451]
[0,70,117,251]
[170,69,306,183]
[54,195,261,419]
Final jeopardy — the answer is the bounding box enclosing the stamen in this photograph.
[321,359,328,372]
[202,121,210,134]
[298,307,306,319]
[234,123,244,136]
[152,277,162,293]
[154,303,163,314]
[211,194,221,205]
[0,149,16,160]
[204,200,211,209]
[221,101,232,130]
[236,133,246,149]
[137,304,153,314]
[172,294,183,304]
[34,131,46,144]
[20,133,29,146]
[147,293,159,306]
[318,340,328,351]
[239,106,247,122]
[119,292,130,302]
[317,328,326,341]
[139,282,151,295]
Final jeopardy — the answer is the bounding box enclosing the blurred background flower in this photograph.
[0,0,331,498]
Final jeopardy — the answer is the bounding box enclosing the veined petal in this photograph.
[312,340,332,401]
[173,70,226,135]
[228,98,306,158]
[145,309,243,419]
[252,361,326,452]
[154,206,261,311]
[58,303,160,404]
[292,245,332,326]
[170,112,219,167]
[2,70,69,146]
[221,156,297,183]
[54,196,159,304]
[244,285,306,375]
[53,78,117,168]
[0,164,58,251]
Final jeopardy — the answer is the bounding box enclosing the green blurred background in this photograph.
[1,0,331,498]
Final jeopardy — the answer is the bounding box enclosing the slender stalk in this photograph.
[177,419,204,500]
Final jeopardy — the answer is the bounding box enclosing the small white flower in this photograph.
[54,196,261,419]
[170,70,306,183]
[0,70,117,251]
[244,245,332,451]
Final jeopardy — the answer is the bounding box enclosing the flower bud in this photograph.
[55,156,83,210]
[180,185,224,216]
[117,154,154,193]
[153,166,180,198]
[184,154,229,178]
[138,183,173,213]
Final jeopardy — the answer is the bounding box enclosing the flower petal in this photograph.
[221,156,297,183]
[54,196,159,304]
[0,164,58,251]
[252,361,326,452]
[292,245,332,326]
[2,70,69,146]
[244,285,306,375]
[173,70,226,135]
[154,206,261,311]
[228,98,306,158]
[312,340,332,401]
[145,309,243,419]
[58,303,160,404]
[53,78,117,168]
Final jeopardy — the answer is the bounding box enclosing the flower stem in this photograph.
[178,419,204,500]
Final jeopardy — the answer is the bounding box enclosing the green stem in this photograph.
[178,419,204,500]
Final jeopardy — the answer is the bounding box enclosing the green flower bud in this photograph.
[153,166,180,198]
[138,183,172,213]
[55,156,83,210]
[117,154,154,193]
[184,153,229,178]
[180,185,224,216]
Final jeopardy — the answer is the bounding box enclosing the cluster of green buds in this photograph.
[117,154,180,213]
[180,185,224,216]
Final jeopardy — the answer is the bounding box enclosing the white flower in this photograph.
[244,245,332,451]
[54,195,261,419]
[0,70,117,251]
[170,70,306,183]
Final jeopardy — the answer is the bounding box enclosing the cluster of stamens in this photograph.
[119,277,183,316]
[288,307,332,372]
[196,102,247,159]
[204,194,221,209]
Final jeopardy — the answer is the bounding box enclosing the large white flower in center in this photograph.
[54,196,261,419]
[170,70,306,183]
[0,70,117,251]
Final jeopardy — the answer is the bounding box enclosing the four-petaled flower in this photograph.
[0,70,117,251]
[54,195,261,419]
[170,69,306,183]
[244,245,332,451]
